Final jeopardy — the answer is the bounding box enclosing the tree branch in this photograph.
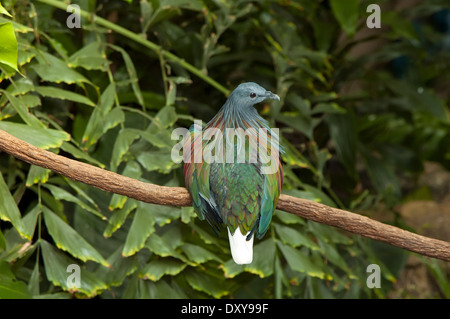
[0,129,449,261]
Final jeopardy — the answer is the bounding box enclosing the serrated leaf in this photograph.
[44,184,104,220]
[103,199,137,237]
[274,223,320,251]
[140,258,187,281]
[148,105,178,131]
[221,259,244,278]
[145,233,187,261]
[1,90,45,128]
[82,84,123,149]
[184,268,230,298]
[308,221,353,245]
[35,86,95,106]
[150,204,180,226]
[0,172,28,239]
[181,243,222,264]
[96,246,138,286]
[42,206,109,267]
[22,204,40,240]
[139,278,187,299]
[110,128,141,171]
[32,52,90,85]
[40,240,108,297]
[0,121,70,149]
[136,151,177,173]
[108,44,144,107]
[68,41,109,71]
[108,161,141,210]
[122,203,156,257]
[60,142,105,168]
[26,165,50,186]
[243,238,275,278]
[181,206,196,224]
[277,241,326,279]
[317,238,354,278]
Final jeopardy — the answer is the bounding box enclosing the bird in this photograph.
[183,82,284,264]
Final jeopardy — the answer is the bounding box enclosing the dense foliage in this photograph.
[0,0,449,298]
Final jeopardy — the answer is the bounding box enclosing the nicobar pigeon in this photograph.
[184,82,284,264]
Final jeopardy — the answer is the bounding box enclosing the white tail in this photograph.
[227,227,254,264]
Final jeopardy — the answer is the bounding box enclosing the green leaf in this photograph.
[330,0,359,36]
[184,268,230,298]
[274,223,320,251]
[0,22,18,73]
[0,261,31,299]
[136,151,177,173]
[364,153,401,202]
[0,121,70,149]
[35,86,95,106]
[68,41,109,71]
[277,241,327,279]
[328,112,357,179]
[274,209,305,225]
[244,238,275,278]
[60,142,105,168]
[122,203,156,257]
[0,17,33,33]
[151,204,180,226]
[148,105,178,131]
[0,172,28,239]
[180,243,222,264]
[28,261,40,296]
[44,184,104,220]
[82,83,123,149]
[42,206,109,267]
[311,102,346,115]
[22,204,41,240]
[32,52,91,85]
[108,44,144,107]
[317,238,354,278]
[139,278,187,299]
[110,128,141,171]
[140,258,187,281]
[103,199,137,237]
[26,165,50,186]
[96,246,138,286]
[308,221,353,245]
[145,233,186,261]
[0,230,6,252]
[382,11,418,40]
[221,259,244,279]
[108,161,141,210]
[1,90,45,128]
[0,4,13,17]
[40,240,108,297]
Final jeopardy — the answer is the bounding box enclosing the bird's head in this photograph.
[227,82,280,108]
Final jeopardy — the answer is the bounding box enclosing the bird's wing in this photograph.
[184,125,222,233]
[257,159,283,238]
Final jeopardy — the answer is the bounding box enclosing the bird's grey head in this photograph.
[227,82,280,108]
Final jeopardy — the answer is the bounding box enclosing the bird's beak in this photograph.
[264,91,280,101]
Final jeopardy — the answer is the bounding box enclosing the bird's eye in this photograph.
[250,92,256,98]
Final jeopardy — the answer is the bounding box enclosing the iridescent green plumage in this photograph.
[184,82,283,264]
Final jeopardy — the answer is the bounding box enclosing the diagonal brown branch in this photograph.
[0,129,449,261]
